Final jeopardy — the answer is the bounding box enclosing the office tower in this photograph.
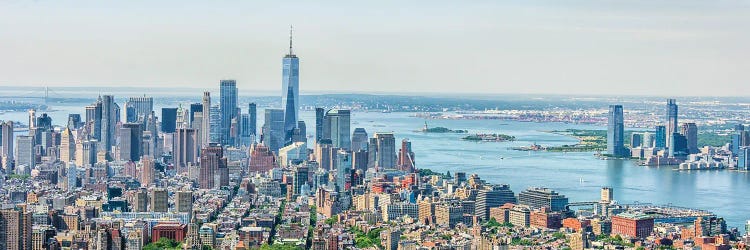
[475,184,516,220]
[15,135,34,169]
[176,105,190,129]
[189,103,203,125]
[239,114,252,147]
[293,120,307,143]
[738,147,750,171]
[100,95,116,157]
[1,121,14,163]
[323,109,351,149]
[607,105,626,157]
[76,140,97,167]
[160,108,178,133]
[150,188,168,212]
[60,128,75,164]
[642,132,653,148]
[262,109,285,153]
[398,139,415,172]
[140,156,154,187]
[666,99,678,149]
[132,188,148,212]
[119,123,143,162]
[282,27,300,139]
[86,97,103,140]
[220,80,238,145]
[35,113,52,131]
[351,128,368,152]
[125,96,153,123]
[209,105,222,144]
[315,108,325,143]
[518,187,569,212]
[173,128,198,171]
[283,85,298,144]
[176,191,193,213]
[669,133,688,158]
[371,133,397,170]
[200,145,225,189]
[67,114,82,129]
[654,125,666,148]
[292,165,309,196]
[681,123,698,154]
[248,103,257,137]
[335,150,352,193]
[352,150,368,172]
[630,133,642,148]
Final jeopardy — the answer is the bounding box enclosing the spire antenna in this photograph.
[289,25,294,55]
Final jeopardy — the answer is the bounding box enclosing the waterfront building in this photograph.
[655,125,667,148]
[630,133,642,148]
[607,105,626,157]
[666,99,678,150]
[739,147,750,170]
[681,122,698,154]
[518,187,569,212]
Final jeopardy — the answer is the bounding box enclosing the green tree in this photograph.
[143,238,181,250]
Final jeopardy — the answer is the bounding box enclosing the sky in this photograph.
[0,0,749,96]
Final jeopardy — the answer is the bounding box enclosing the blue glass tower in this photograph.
[220,80,238,145]
[282,27,300,142]
[654,125,666,148]
[607,105,626,157]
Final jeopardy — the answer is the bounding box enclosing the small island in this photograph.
[419,122,468,133]
[462,133,515,142]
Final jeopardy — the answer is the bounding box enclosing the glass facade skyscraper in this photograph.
[220,80,238,146]
[607,105,625,157]
[666,99,678,151]
[282,28,300,143]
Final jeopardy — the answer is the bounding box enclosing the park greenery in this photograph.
[143,238,182,250]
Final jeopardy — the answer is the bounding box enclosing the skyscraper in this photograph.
[1,121,14,163]
[351,128,368,152]
[335,150,352,193]
[248,103,257,138]
[630,133,642,148]
[654,125,666,148]
[119,123,143,162]
[200,145,225,189]
[100,95,116,157]
[475,184,517,220]
[160,108,178,133]
[140,156,154,187]
[282,27,300,141]
[86,97,103,140]
[681,123,698,154]
[262,109,285,153]
[284,84,298,144]
[150,188,168,212]
[324,109,351,149]
[315,108,325,143]
[173,128,198,171]
[201,92,211,147]
[220,80,238,145]
[666,99,678,150]
[239,114,252,147]
[125,96,153,123]
[372,133,397,170]
[607,105,626,157]
[67,114,82,129]
[209,105,222,144]
[398,139,415,172]
[189,103,203,125]
[15,135,35,169]
[60,128,75,165]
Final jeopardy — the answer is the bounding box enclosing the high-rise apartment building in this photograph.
[201,92,211,147]
[475,184,517,220]
[200,145,225,189]
[149,188,168,212]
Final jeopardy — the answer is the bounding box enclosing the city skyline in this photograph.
[1,1,749,96]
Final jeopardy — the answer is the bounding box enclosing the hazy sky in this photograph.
[1,0,748,96]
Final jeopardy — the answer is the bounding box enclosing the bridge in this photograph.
[565,201,600,210]
[0,86,65,105]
